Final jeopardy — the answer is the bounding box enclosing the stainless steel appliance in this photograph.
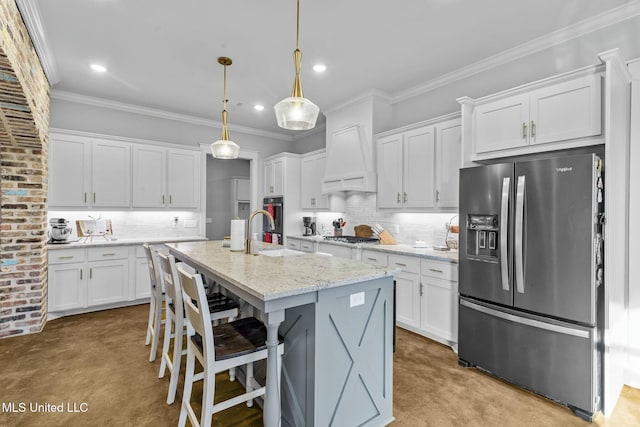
[303,216,316,236]
[458,153,604,420]
[263,197,283,242]
[48,218,73,243]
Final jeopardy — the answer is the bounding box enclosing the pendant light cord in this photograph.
[296,0,300,51]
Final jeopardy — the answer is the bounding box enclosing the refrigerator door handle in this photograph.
[460,299,590,339]
[515,175,526,294]
[500,177,510,291]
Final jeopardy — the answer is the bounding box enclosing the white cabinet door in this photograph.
[132,145,166,208]
[529,75,601,146]
[376,134,403,208]
[87,260,129,306]
[421,276,458,342]
[135,257,151,299]
[394,272,421,329]
[301,153,329,209]
[167,149,201,208]
[403,126,435,208]
[272,159,284,196]
[264,161,275,195]
[91,140,131,207]
[48,262,86,311]
[436,120,462,208]
[49,137,90,207]
[474,93,529,154]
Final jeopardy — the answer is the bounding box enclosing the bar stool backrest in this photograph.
[157,253,179,308]
[177,264,215,359]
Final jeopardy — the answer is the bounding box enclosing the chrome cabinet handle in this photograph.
[403,192,408,203]
[162,195,165,204]
[58,256,74,260]
[93,192,96,203]
[102,253,116,256]
[169,195,172,205]
[395,262,407,267]
[436,190,440,203]
[530,120,536,138]
[500,177,511,292]
[80,269,83,280]
[89,268,93,279]
[397,192,401,204]
[522,122,527,139]
[84,192,87,203]
[420,283,424,296]
[429,268,443,273]
[367,257,377,261]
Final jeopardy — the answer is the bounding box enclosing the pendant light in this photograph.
[274,0,319,130]
[211,57,240,159]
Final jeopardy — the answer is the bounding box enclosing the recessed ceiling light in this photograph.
[254,104,265,111]
[90,64,107,73]
[313,64,326,73]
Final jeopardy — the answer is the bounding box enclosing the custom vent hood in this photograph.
[321,92,392,193]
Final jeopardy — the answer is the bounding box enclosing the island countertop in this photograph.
[165,240,397,302]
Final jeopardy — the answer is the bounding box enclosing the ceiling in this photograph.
[26,0,635,138]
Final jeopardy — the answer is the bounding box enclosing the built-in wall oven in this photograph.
[262,197,283,243]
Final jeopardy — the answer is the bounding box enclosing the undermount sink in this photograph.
[259,248,305,257]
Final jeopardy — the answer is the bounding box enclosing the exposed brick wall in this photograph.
[0,0,50,338]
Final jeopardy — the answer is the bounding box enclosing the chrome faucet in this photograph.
[246,209,275,254]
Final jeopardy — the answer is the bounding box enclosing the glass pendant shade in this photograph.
[274,96,319,130]
[210,139,239,159]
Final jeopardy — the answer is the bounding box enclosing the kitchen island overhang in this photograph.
[166,240,395,426]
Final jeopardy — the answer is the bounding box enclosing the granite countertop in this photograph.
[47,236,207,250]
[287,235,459,263]
[166,240,396,301]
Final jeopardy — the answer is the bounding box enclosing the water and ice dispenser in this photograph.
[465,214,499,259]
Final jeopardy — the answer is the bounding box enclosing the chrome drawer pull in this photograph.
[102,253,117,256]
[58,256,74,260]
[429,268,444,273]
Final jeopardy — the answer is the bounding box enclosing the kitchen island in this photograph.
[166,240,396,427]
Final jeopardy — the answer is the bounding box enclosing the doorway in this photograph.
[205,156,251,240]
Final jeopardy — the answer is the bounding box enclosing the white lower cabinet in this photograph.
[87,247,129,306]
[387,254,459,348]
[47,245,147,318]
[49,259,86,312]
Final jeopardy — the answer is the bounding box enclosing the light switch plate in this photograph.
[350,292,365,307]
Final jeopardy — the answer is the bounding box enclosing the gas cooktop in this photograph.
[323,236,379,244]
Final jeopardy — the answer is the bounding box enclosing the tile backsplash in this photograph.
[313,192,458,246]
[47,211,203,240]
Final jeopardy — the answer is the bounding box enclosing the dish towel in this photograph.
[266,203,274,220]
[264,232,272,243]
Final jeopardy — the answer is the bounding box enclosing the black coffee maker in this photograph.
[302,216,316,236]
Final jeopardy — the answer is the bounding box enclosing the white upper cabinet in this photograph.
[49,132,201,210]
[91,139,131,207]
[132,145,166,208]
[468,73,602,160]
[301,150,329,210]
[132,146,200,209]
[264,157,284,196]
[167,149,201,208]
[376,114,460,211]
[49,135,91,207]
[435,119,462,208]
[403,126,435,208]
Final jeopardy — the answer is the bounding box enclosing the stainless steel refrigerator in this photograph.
[458,152,604,420]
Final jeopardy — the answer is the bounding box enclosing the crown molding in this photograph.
[15,0,60,85]
[50,90,294,142]
[394,0,640,103]
[50,127,203,151]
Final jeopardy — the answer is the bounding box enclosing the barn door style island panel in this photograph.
[166,240,395,427]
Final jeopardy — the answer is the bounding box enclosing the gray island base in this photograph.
[166,241,395,427]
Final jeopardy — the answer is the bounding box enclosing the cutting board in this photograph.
[354,225,374,237]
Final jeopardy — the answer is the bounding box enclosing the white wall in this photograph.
[290,127,326,154]
[206,157,250,240]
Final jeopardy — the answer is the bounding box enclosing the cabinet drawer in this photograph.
[88,246,129,261]
[287,239,301,250]
[48,249,86,264]
[389,255,420,274]
[421,259,458,281]
[361,249,388,267]
[299,241,315,253]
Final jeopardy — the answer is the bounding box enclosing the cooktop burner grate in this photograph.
[323,236,379,244]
